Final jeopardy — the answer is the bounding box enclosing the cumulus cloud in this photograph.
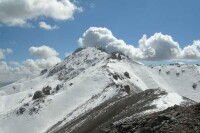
[138,33,181,60]
[0,57,61,83]
[27,45,61,72]
[78,27,153,60]
[0,45,61,84]
[78,27,124,48]
[0,61,29,83]
[0,48,13,60]
[0,0,82,26]
[181,41,200,59]
[28,45,61,72]
[39,21,59,30]
[79,27,200,61]
[23,57,61,72]
[29,45,59,58]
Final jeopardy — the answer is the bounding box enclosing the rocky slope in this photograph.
[48,89,194,133]
[104,103,200,133]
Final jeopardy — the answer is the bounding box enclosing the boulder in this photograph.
[124,85,130,94]
[32,91,44,100]
[17,107,26,115]
[192,83,197,89]
[55,84,61,91]
[40,69,48,75]
[42,86,52,95]
[113,74,118,80]
[124,72,130,79]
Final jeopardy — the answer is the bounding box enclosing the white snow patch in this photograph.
[151,92,183,109]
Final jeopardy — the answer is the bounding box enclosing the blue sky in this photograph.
[0,0,200,83]
[1,0,200,62]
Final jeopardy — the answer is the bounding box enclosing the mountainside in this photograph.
[0,47,199,133]
[47,89,194,133]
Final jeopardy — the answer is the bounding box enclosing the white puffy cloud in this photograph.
[79,27,200,61]
[79,27,123,48]
[0,61,29,83]
[0,48,13,60]
[0,45,61,85]
[39,21,59,30]
[181,41,200,59]
[0,0,81,26]
[29,45,59,58]
[138,33,181,60]
[0,57,61,83]
[23,57,61,72]
[78,27,140,57]
[28,45,61,72]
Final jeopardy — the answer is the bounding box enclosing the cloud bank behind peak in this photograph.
[79,27,200,61]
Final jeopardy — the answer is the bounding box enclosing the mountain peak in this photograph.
[0,46,199,133]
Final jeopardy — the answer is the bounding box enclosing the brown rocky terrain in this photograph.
[103,103,200,133]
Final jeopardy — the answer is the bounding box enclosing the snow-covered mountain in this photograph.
[0,47,199,133]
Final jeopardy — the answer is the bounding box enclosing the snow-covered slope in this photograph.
[146,64,200,102]
[46,89,192,133]
[0,47,198,133]
[0,47,141,133]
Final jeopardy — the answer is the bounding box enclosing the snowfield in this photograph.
[0,47,199,133]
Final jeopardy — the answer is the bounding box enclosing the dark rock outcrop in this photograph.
[40,69,48,75]
[55,84,61,92]
[42,86,52,95]
[192,83,197,89]
[16,107,26,115]
[108,52,125,60]
[32,91,44,100]
[124,85,130,94]
[112,73,121,80]
[124,72,130,79]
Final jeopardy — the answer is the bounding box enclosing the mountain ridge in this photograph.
[0,47,199,133]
